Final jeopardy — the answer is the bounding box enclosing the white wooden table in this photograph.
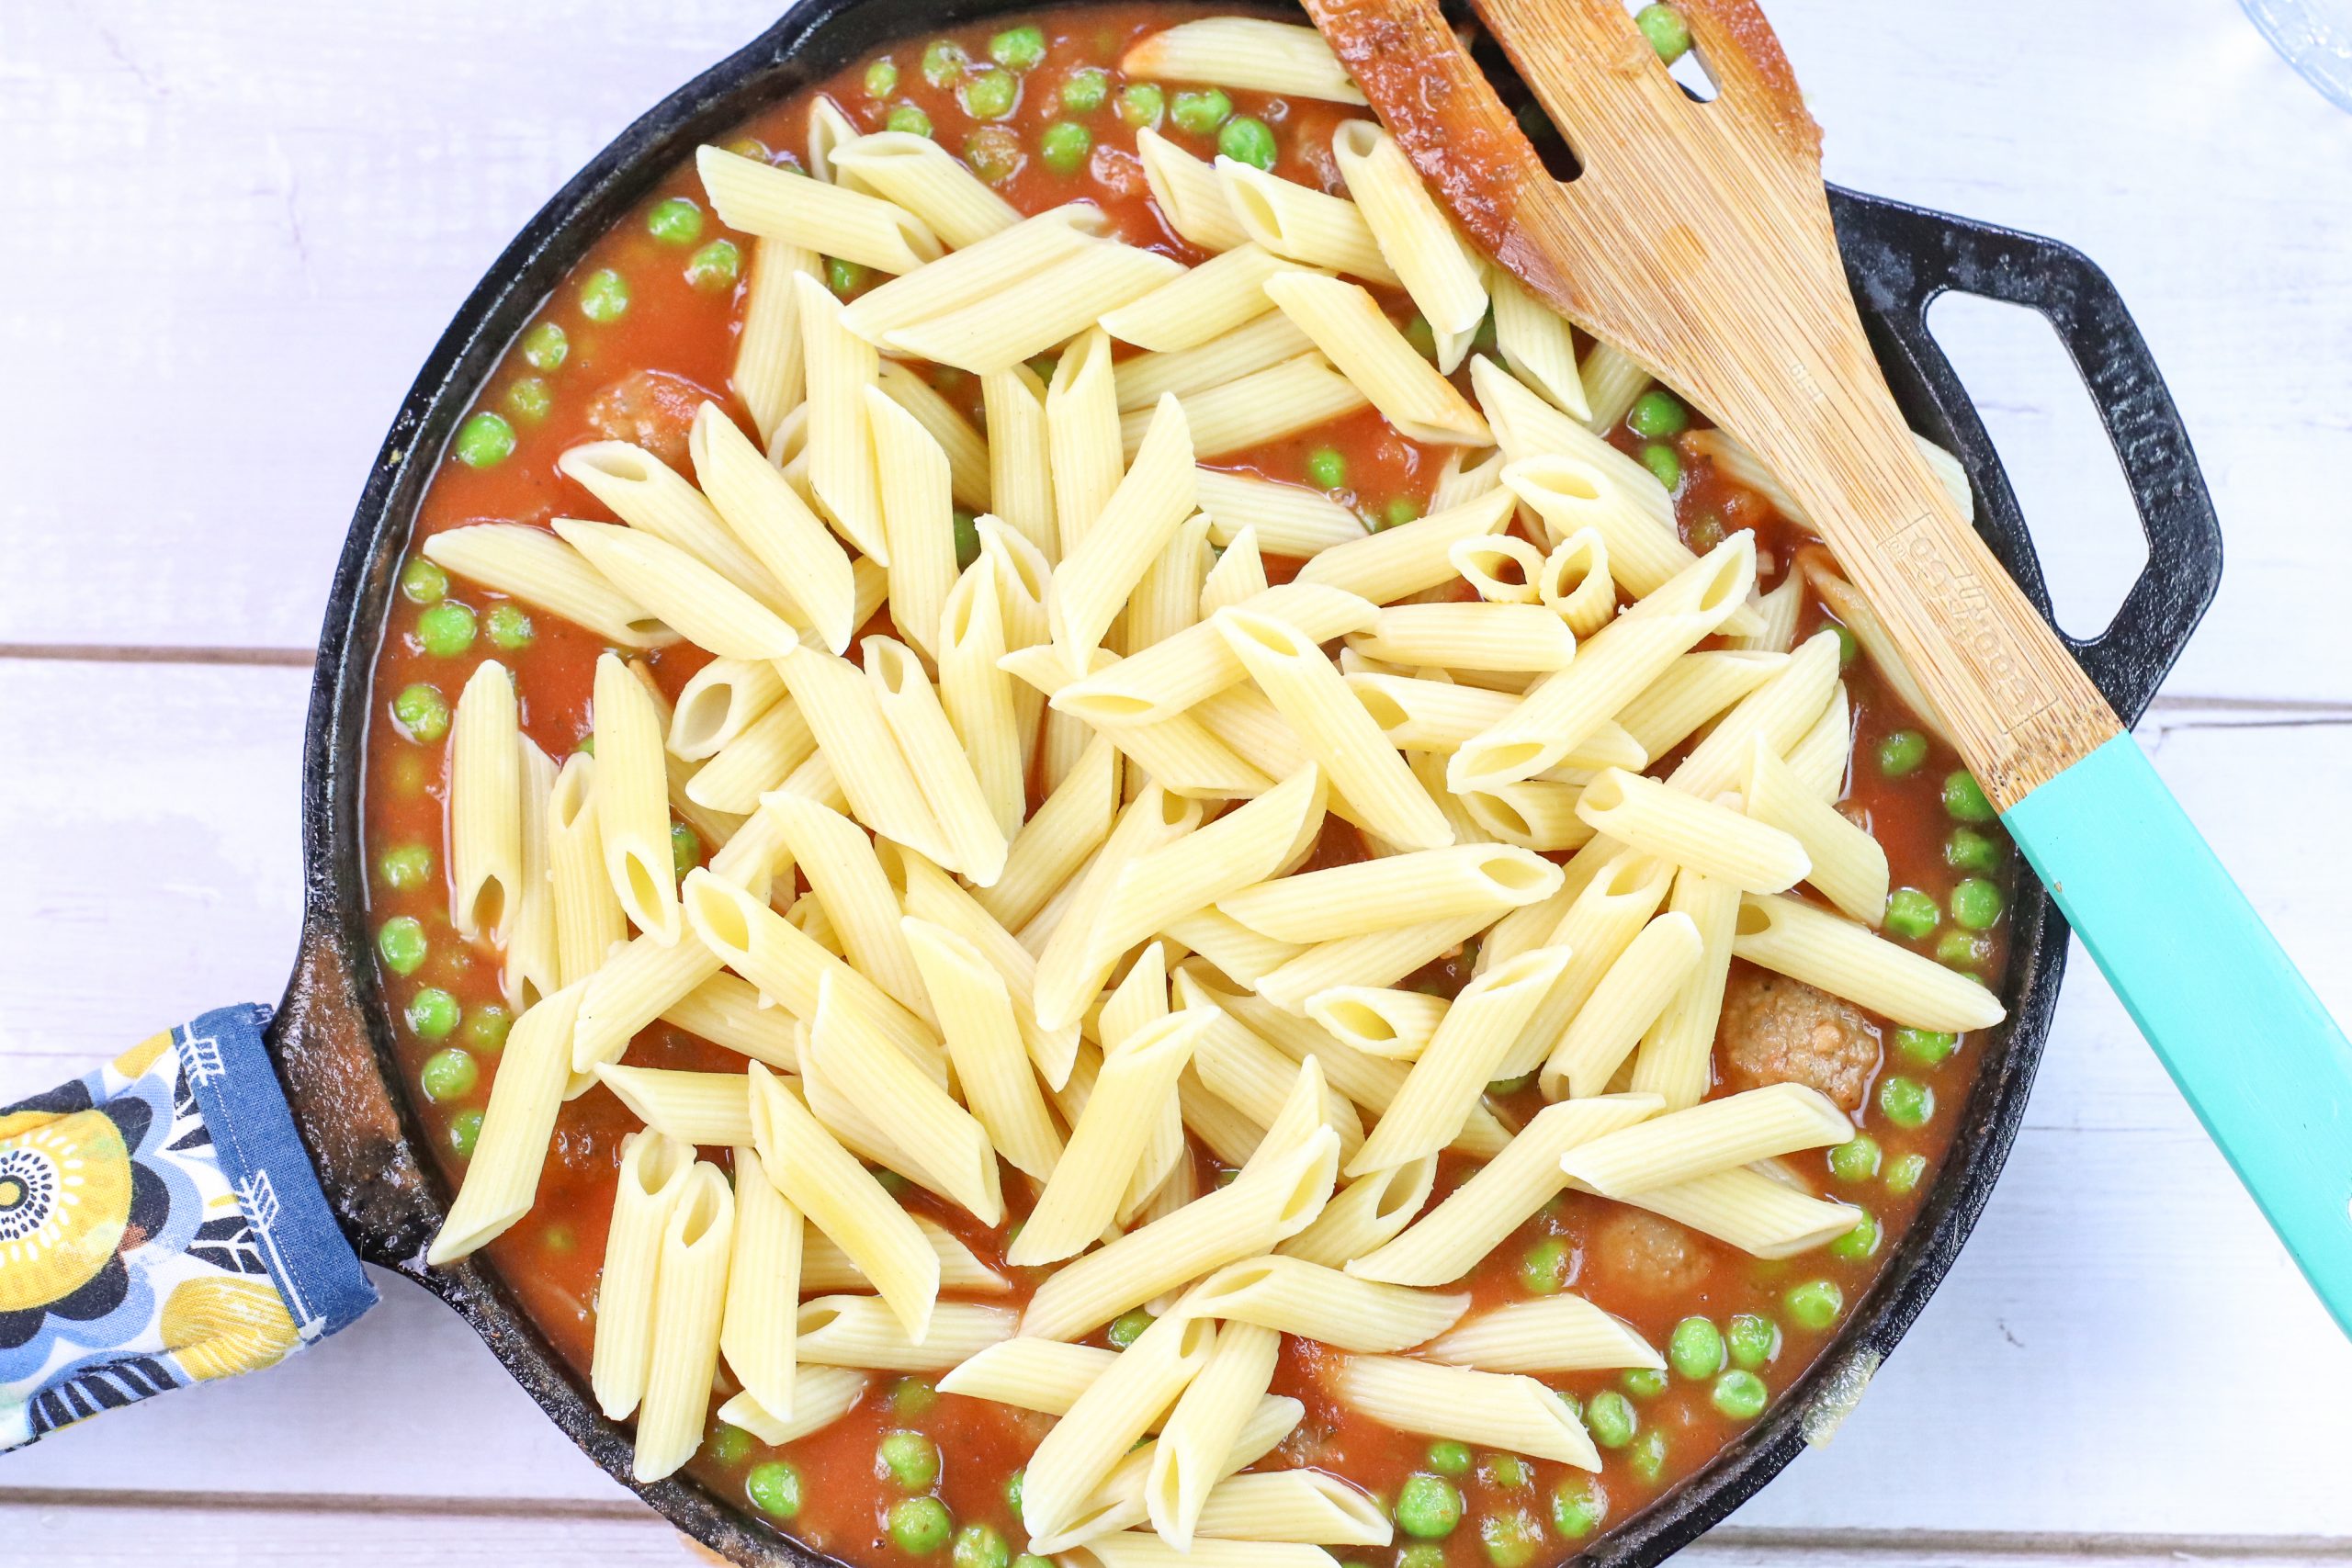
[5,1,2350,1562]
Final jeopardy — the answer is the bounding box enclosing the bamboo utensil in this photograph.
[1304,0,2352,1333]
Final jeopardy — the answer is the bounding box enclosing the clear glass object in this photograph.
[2241,0,2352,110]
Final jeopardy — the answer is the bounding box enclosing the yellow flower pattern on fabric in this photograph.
[162,1277,299,1382]
[0,1110,134,1316]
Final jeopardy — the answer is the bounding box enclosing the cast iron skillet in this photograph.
[266,2,2222,1561]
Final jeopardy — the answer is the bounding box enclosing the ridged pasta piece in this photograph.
[884,241,1187,373]
[1264,272,1490,445]
[1487,265,1590,417]
[427,983,587,1265]
[421,523,673,647]
[667,657,786,762]
[1731,569,1806,654]
[555,519,803,659]
[901,918,1064,1180]
[875,360,989,513]
[631,1161,733,1481]
[589,1129,694,1419]
[798,1213,1007,1295]
[774,643,952,863]
[1614,649,1788,761]
[981,365,1058,560]
[659,973,799,1071]
[1451,533,1549,604]
[824,130,1020,248]
[1023,1311,1218,1540]
[1216,159,1398,285]
[1014,1009,1212,1263]
[716,1365,867,1446]
[683,697,817,813]
[1747,739,1888,922]
[555,441,797,613]
[1734,894,2007,1031]
[587,653,679,943]
[1180,974,1365,1163]
[1563,1083,1854,1198]
[1033,784,1210,1030]
[1218,844,1560,944]
[1193,1471,1390,1548]
[1610,1165,1864,1258]
[1114,312,1317,413]
[1632,867,1742,1110]
[447,660,522,945]
[571,927,725,1076]
[1302,987,1450,1060]
[867,636,1010,886]
[1193,469,1364,560]
[1253,908,1500,1017]
[731,236,817,446]
[1101,243,1308,352]
[1337,1356,1599,1468]
[1053,581,1374,729]
[1049,326,1127,555]
[1541,912,1704,1100]
[1144,1320,1283,1550]
[796,1295,1017,1372]
[1295,488,1514,604]
[1330,119,1482,366]
[1785,682,1854,802]
[1578,339,1651,431]
[1135,128,1249,252]
[1122,352,1368,461]
[696,144,942,272]
[842,203,1107,339]
[1121,17,1366,101]
[975,733,1119,934]
[1276,1155,1437,1268]
[1669,628,1844,800]
[718,1143,800,1427]
[1575,768,1810,893]
[864,388,957,663]
[1425,1294,1662,1375]
[1349,603,1577,673]
[1052,392,1196,663]
[1091,766,1329,970]
[794,275,889,560]
[1461,780,1593,852]
[1182,1256,1467,1351]
[808,969,1001,1223]
[1349,946,1568,1175]
[937,558,1024,840]
[1351,1096,1661,1288]
[593,1065,753,1146]
[689,402,856,653]
[1540,528,1617,637]
[1129,510,1211,654]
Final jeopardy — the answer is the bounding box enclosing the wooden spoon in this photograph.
[1306,0,2352,1333]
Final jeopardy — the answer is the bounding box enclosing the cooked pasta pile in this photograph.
[409,17,2004,1560]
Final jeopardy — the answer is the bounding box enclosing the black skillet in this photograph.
[259,1,2222,1561]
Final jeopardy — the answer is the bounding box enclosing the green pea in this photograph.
[1306,447,1348,490]
[401,557,448,604]
[455,412,515,469]
[1784,1279,1844,1331]
[1627,389,1689,438]
[503,378,552,423]
[1012,1559,1053,1568]
[1641,442,1682,491]
[1883,887,1939,941]
[1885,1151,1928,1195]
[1478,1507,1545,1568]
[1621,1367,1668,1398]
[1519,1236,1569,1295]
[417,600,477,658]
[1550,1474,1607,1538]
[409,991,458,1043]
[1832,624,1860,668]
[1945,825,2005,873]
[486,604,534,651]
[921,39,967,86]
[684,238,741,292]
[1878,728,1928,777]
[1004,1466,1025,1515]
[890,1495,954,1554]
[1828,1134,1882,1182]
[954,1523,1011,1568]
[378,916,429,976]
[521,321,569,371]
[1385,498,1423,530]
[725,135,771,162]
[1486,1071,1533,1097]
[1942,769,1996,822]
[705,1424,754,1466]
[989,24,1046,70]
[1108,1308,1156,1348]
[1894,1027,1957,1066]
[578,267,630,322]
[1060,65,1111,112]
[1397,1550,1447,1568]
[1879,1075,1933,1129]
[1951,876,2004,931]
[1477,1451,1532,1490]
[1937,929,1993,970]
[543,1224,575,1253]
[1118,82,1167,130]
[379,843,435,890]
[1217,114,1277,170]
[746,1459,803,1517]
[419,1045,477,1100]
[878,1428,941,1490]
[1039,119,1092,175]
[1636,3,1693,63]
[1725,1312,1778,1370]
[1712,1368,1769,1419]
[1830,1212,1883,1260]
[1403,314,1438,358]
[462,1004,512,1054]
[1427,1438,1472,1474]
[865,58,900,96]
[1585,1389,1636,1449]
[1687,513,1725,550]
[891,1376,939,1416]
[961,67,1018,120]
[829,256,872,296]
[1668,1316,1724,1380]
[646,196,705,245]
[1628,1427,1668,1483]
[888,104,935,138]
[965,127,1025,185]
[447,1108,484,1158]
[1171,88,1234,135]
[1393,1472,1463,1539]
[952,509,982,571]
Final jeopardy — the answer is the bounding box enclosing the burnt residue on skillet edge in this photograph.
[266,3,2215,1562]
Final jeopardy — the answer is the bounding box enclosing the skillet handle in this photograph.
[1826,186,2222,724]
[0,1004,378,1450]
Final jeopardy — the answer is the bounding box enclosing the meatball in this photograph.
[1717,968,1881,1110]
[582,368,718,466]
[1592,1209,1711,1296]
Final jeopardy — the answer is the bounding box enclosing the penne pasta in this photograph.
[590,1129,694,1420]
[1277,1155,1437,1268]
[1668,628,1844,801]
[939,557,1025,840]
[557,441,797,613]
[866,636,1010,885]
[632,1161,734,1481]
[717,1366,868,1447]
[981,365,1059,560]
[1425,1294,1663,1375]
[806,968,1001,1224]
[594,1065,753,1147]
[1631,867,1742,1110]
[732,236,819,446]
[1053,390,1197,661]
[1451,533,1549,605]
[1193,468,1366,558]
[1219,843,1561,944]
[427,983,587,1265]
[1540,528,1617,637]
[689,401,858,653]
[844,203,1108,338]
[1264,272,1491,445]
[1349,603,1577,672]
[422,523,673,647]
[1181,1256,1467,1351]
[864,387,958,662]
[448,660,523,946]
[1302,987,1451,1060]
[1125,352,1370,460]
[1331,119,1484,367]
[796,1295,1018,1372]
[1562,1082,1854,1197]
[1487,265,1591,418]
[1334,1356,1599,1468]
[775,644,952,863]
[660,973,800,1070]
[1348,946,1567,1174]
[799,1213,1008,1296]
[1200,526,1268,615]
[825,130,1021,248]
[795,274,890,560]
[1575,768,1810,894]
[1121,18,1367,102]
[1732,894,2007,1031]
[1114,311,1318,413]
[1135,128,1250,252]
[1578,338,1651,431]
[590,653,679,943]
[1049,326,1128,555]
[1017,1008,1207,1262]
[1541,910,1704,1100]
[1145,1319,1283,1550]
[1100,243,1311,352]
[696,144,943,272]
[1747,739,1889,923]
[1216,159,1398,286]
[1611,1165,1865,1259]
[1023,1311,1217,1540]
[556,518,803,659]
[885,241,1187,373]
[1295,488,1514,604]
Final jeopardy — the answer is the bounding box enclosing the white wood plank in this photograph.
[1,0,2346,712]
[3,658,2348,1536]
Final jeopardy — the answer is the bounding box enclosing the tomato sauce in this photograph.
[360,8,2017,1563]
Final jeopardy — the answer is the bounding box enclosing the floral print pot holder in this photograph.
[2,1004,376,1449]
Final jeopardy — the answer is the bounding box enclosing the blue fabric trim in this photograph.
[173,1005,379,1344]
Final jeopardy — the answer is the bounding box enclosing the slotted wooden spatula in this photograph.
[1304,0,2352,1333]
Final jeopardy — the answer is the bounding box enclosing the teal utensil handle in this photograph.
[2006,733,2352,1337]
